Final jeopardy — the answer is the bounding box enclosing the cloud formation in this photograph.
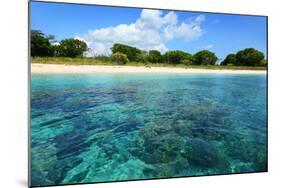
[197,44,214,50]
[205,44,214,49]
[77,9,205,56]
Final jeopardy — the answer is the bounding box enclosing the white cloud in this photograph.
[195,15,205,23]
[74,36,90,46]
[51,42,60,46]
[135,10,177,30]
[206,44,214,49]
[197,44,214,50]
[77,10,205,56]
[151,44,169,53]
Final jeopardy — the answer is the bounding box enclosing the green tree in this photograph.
[180,59,193,65]
[112,52,129,64]
[260,59,268,67]
[147,50,162,63]
[57,39,87,58]
[221,54,236,66]
[50,44,61,57]
[111,43,141,61]
[30,30,53,57]
[136,50,148,63]
[235,48,264,66]
[163,50,192,64]
[192,50,218,65]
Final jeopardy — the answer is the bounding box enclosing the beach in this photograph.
[31,63,267,74]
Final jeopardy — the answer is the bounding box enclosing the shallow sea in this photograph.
[30,73,267,186]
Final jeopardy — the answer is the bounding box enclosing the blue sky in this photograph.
[31,1,267,59]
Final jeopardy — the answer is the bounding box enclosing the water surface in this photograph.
[31,73,267,186]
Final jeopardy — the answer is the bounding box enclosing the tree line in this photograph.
[221,48,267,67]
[31,30,267,67]
[31,30,87,58]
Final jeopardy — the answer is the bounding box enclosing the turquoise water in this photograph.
[31,73,267,187]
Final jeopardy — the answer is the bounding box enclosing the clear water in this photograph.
[31,73,267,186]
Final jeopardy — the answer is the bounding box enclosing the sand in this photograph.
[31,63,267,74]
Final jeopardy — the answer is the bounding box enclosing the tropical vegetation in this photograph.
[31,30,267,69]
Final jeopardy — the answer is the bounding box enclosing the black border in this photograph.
[28,1,269,187]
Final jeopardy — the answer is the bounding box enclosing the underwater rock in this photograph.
[172,120,192,136]
[186,138,229,169]
[112,118,139,134]
[131,124,189,165]
[56,141,92,159]
[191,126,228,141]
[31,170,52,187]
[154,156,189,178]
[142,166,155,176]
[225,138,267,172]
[155,163,178,177]
[53,131,93,160]
[31,112,44,119]
[47,158,83,184]
[230,162,253,173]
[69,168,89,183]
[101,143,118,158]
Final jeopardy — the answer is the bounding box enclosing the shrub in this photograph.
[56,39,88,58]
[235,48,264,66]
[163,50,192,64]
[31,30,53,57]
[136,51,148,63]
[111,43,141,61]
[193,50,218,65]
[147,50,162,63]
[112,52,129,64]
[94,55,112,62]
[180,59,193,65]
[260,59,268,67]
[221,54,236,66]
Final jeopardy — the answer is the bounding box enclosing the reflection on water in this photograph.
[31,73,267,186]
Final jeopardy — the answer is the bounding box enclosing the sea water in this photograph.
[30,73,267,186]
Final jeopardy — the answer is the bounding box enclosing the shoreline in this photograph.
[31,63,267,74]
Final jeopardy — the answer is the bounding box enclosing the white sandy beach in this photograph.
[31,63,266,74]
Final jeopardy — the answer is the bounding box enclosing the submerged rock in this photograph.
[69,168,89,183]
[131,123,189,166]
[225,138,267,172]
[47,158,83,184]
[31,169,52,187]
[186,138,229,169]
[172,120,192,136]
[230,161,253,173]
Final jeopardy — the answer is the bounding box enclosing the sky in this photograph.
[30,1,267,60]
